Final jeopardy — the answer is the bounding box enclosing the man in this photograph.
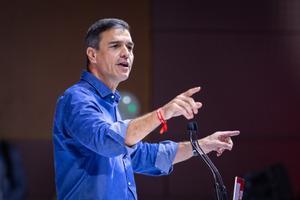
[53,18,239,200]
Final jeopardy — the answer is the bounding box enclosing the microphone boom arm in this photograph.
[188,122,228,200]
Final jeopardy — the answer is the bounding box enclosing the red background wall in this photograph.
[148,0,300,199]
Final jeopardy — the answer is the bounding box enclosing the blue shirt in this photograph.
[53,71,178,200]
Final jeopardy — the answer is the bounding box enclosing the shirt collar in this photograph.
[80,70,120,104]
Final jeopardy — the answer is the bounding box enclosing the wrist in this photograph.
[192,145,199,157]
[197,139,209,154]
[158,107,167,120]
[156,108,168,134]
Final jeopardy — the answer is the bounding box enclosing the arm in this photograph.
[173,130,240,164]
[60,86,199,156]
[125,87,202,146]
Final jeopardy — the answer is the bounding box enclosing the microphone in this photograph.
[187,121,228,200]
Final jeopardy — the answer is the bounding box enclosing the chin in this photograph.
[118,74,130,82]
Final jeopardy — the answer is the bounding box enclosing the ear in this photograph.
[86,47,97,64]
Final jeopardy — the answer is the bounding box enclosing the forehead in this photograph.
[100,28,133,44]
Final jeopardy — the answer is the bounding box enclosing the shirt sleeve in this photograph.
[130,140,178,176]
[61,88,130,157]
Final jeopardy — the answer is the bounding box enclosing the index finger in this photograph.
[183,86,201,97]
[218,131,240,137]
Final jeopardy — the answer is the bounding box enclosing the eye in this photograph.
[110,44,120,49]
[127,45,133,52]
[109,42,120,49]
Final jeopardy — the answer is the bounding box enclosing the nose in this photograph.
[120,45,129,58]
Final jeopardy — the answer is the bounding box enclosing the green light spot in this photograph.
[128,104,137,113]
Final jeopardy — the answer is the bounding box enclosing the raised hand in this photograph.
[160,87,202,120]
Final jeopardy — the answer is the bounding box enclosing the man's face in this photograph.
[91,28,134,88]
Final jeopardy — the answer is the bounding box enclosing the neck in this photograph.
[89,69,118,92]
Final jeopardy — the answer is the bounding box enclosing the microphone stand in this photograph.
[188,121,228,200]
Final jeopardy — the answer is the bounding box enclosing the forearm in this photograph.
[173,139,211,164]
[124,87,202,146]
[173,130,240,162]
[173,141,193,164]
[125,110,161,146]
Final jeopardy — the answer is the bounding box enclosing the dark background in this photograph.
[1,0,300,199]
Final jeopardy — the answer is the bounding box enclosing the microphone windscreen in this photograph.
[192,121,198,131]
[187,121,198,132]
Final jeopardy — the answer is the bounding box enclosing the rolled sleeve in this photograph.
[154,141,179,174]
[108,119,131,146]
[125,141,138,155]
[130,141,178,176]
[61,88,131,157]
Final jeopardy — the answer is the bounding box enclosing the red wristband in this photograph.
[156,109,168,134]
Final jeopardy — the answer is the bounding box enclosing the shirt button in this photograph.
[111,95,115,99]
[128,182,131,186]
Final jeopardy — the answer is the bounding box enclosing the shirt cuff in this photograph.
[154,141,179,175]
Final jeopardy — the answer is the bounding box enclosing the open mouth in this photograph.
[118,62,129,68]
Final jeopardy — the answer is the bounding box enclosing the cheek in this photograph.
[103,54,116,66]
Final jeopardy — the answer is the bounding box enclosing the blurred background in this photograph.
[0,0,299,199]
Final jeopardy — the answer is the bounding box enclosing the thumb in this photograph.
[215,141,232,151]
